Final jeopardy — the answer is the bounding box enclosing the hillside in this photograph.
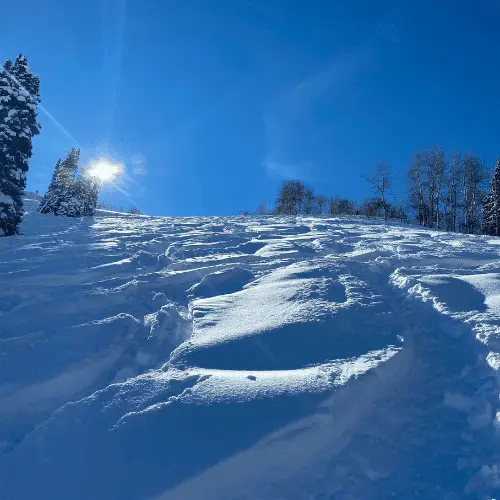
[1,204,500,499]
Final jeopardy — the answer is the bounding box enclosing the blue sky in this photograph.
[2,0,500,215]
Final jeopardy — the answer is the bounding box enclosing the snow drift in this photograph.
[1,205,500,499]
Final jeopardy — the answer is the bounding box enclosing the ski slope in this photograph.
[1,202,500,499]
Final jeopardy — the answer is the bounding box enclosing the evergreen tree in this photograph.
[40,148,80,215]
[40,149,100,217]
[483,158,500,236]
[0,54,40,235]
[78,168,99,216]
[274,180,305,215]
[39,158,63,213]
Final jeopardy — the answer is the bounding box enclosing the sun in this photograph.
[87,159,124,183]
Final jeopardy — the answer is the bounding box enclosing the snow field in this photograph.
[1,204,500,498]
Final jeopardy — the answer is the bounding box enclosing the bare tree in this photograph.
[462,153,487,234]
[257,202,268,215]
[443,153,462,232]
[303,187,314,215]
[296,182,305,214]
[408,152,427,226]
[365,161,392,221]
[408,149,444,228]
[315,195,328,216]
[328,197,338,216]
[426,147,446,228]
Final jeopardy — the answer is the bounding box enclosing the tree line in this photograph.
[270,177,406,222]
[96,201,143,215]
[269,148,500,237]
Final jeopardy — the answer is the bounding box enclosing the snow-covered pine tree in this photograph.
[483,158,500,236]
[0,54,41,236]
[40,149,100,217]
[40,148,81,216]
[78,168,99,216]
[39,158,63,213]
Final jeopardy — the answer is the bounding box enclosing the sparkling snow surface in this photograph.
[1,204,500,498]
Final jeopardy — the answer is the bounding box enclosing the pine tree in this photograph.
[0,54,40,235]
[483,158,500,236]
[40,148,100,217]
[39,158,63,213]
[40,148,80,216]
[78,168,99,216]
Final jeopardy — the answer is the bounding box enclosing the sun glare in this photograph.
[87,159,124,183]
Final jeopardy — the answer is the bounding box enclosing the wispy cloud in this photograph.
[263,45,375,180]
[131,153,147,176]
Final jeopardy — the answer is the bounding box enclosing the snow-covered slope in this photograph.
[1,209,500,499]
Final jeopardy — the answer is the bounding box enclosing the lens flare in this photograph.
[87,159,124,183]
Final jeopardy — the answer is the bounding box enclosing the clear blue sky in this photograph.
[2,0,500,215]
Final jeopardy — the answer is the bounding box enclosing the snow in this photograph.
[0,193,14,205]
[1,207,500,498]
[3,108,16,122]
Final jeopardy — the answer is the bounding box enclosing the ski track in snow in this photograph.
[1,202,500,498]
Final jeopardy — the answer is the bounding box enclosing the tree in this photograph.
[387,203,407,222]
[256,202,268,215]
[127,206,142,215]
[328,197,339,216]
[39,158,63,213]
[338,198,355,215]
[97,201,113,210]
[365,161,392,221]
[40,148,99,217]
[443,153,462,232]
[408,152,427,226]
[328,197,356,216]
[315,194,328,216]
[274,180,305,215]
[425,147,446,229]
[303,187,314,215]
[0,54,41,235]
[40,148,80,215]
[78,169,99,216]
[360,197,385,218]
[483,158,500,236]
[407,149,445,229]
[462,153,487,234]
